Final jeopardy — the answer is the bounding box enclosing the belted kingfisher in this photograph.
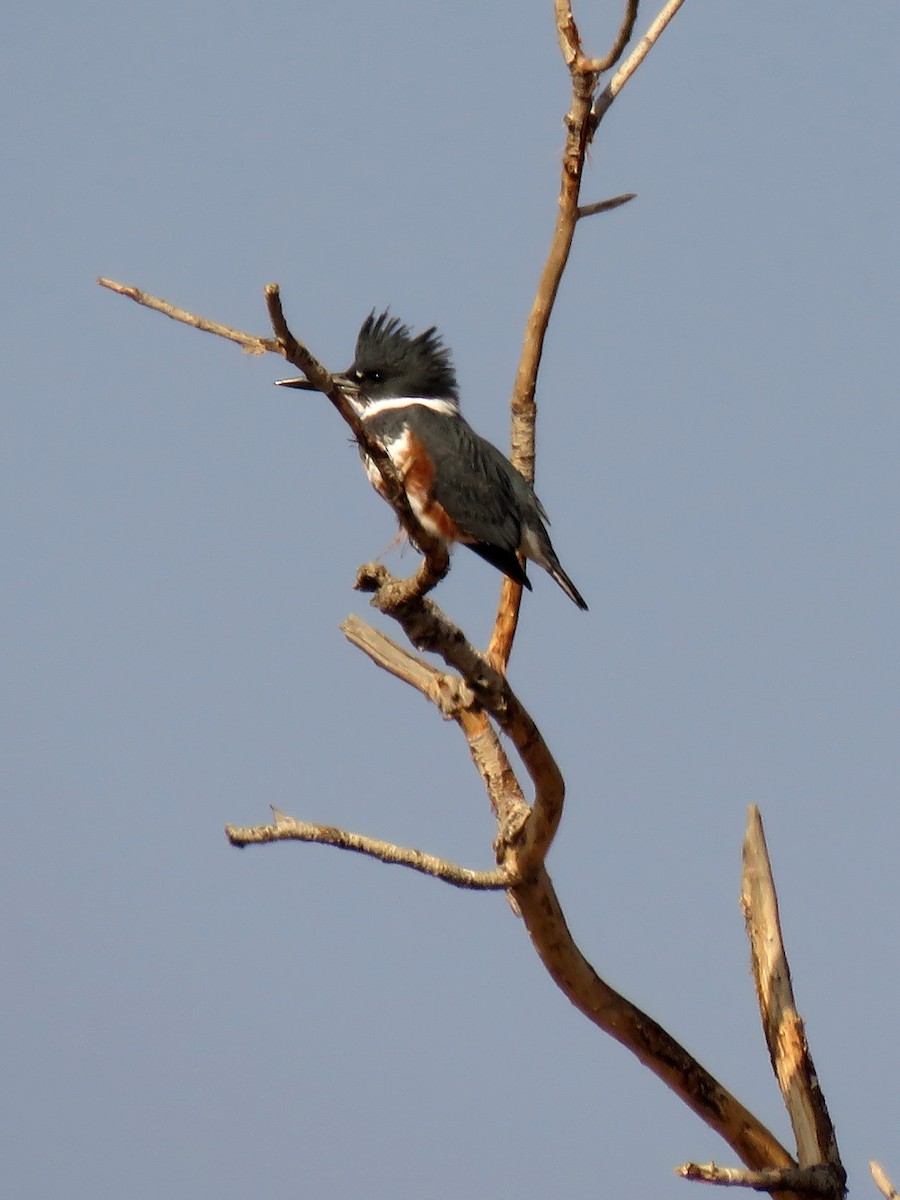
[276,311,587,609]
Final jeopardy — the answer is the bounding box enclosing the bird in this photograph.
[275,310,588,610]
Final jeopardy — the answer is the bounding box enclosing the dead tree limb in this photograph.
[226,807,509,890]
[742,805,844,1190]
[677,1163,842,1195]
[488,0,679,669]
[96,0,862,1193]
[98,266,807,1178]
[871,1163,899,1200]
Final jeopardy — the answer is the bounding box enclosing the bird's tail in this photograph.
[549,562,588,611]
[521,523,588,610]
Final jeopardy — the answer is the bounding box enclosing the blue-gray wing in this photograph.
[411,410,529,546]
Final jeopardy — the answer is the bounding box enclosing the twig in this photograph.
[871,1163,899,1200]
[741,806,843,1178]
[592,0,687,125]
[97,277,277,353]
[677,1162,844,1195]
[342,615,532,854]
[263,283,334,392]
[583,0,641,74]
[227,619,528,892]
[341,616,476,718]
[578,191,637,218]
[226,808,509,889]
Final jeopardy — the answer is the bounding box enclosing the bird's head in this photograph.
[276,309,459,405]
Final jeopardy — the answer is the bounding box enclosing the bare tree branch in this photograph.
[341,615,533,863]
[252,585,805,1179]
[97,277,277,353]
[592,0,687,125]
[871,1163,899,1200]
[226,808,509,889]
[583,0,641,74]
[578,191,637,218]
[343,614,535,881]
[263,283,334,392]
[98,7,845,1193]
[489,0,675,670]
[100,274,819,1188]
[677,1162,844,1195]
[225,616,530,891]
[742,806,844,1181]
[338,587,824,1183]
[513,869,799,1177]
[489,1,599,669]
[337,595,806,1176]
[355,562,565,875]
[340,615,466,712]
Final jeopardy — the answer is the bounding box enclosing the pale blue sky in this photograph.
[3,2,898,1198]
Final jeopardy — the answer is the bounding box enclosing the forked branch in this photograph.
[666,807,847,1198]
[742,806,843,1183]
[98,1,842,1193]
[99,267,816,1184]
[489,0,682,668]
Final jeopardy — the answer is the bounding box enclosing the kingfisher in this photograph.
[275,310,588,610]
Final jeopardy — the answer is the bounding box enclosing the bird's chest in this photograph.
[359,412,459,542]
[360,411,413,489]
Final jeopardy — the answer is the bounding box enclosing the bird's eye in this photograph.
[352,368,381,384]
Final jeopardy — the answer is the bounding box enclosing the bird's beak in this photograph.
[274,376,318,391]
[274,371,358,395]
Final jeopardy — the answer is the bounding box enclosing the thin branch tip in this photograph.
[578,191,637,218]
[593,0,687,125]
[225,807,510,889]
[98,275,278,353]
[677,1162,844,1195]
[871,1163,899,1200]
[588,0,640,74]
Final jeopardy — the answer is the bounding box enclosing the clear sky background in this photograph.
[3,2,898,1198]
